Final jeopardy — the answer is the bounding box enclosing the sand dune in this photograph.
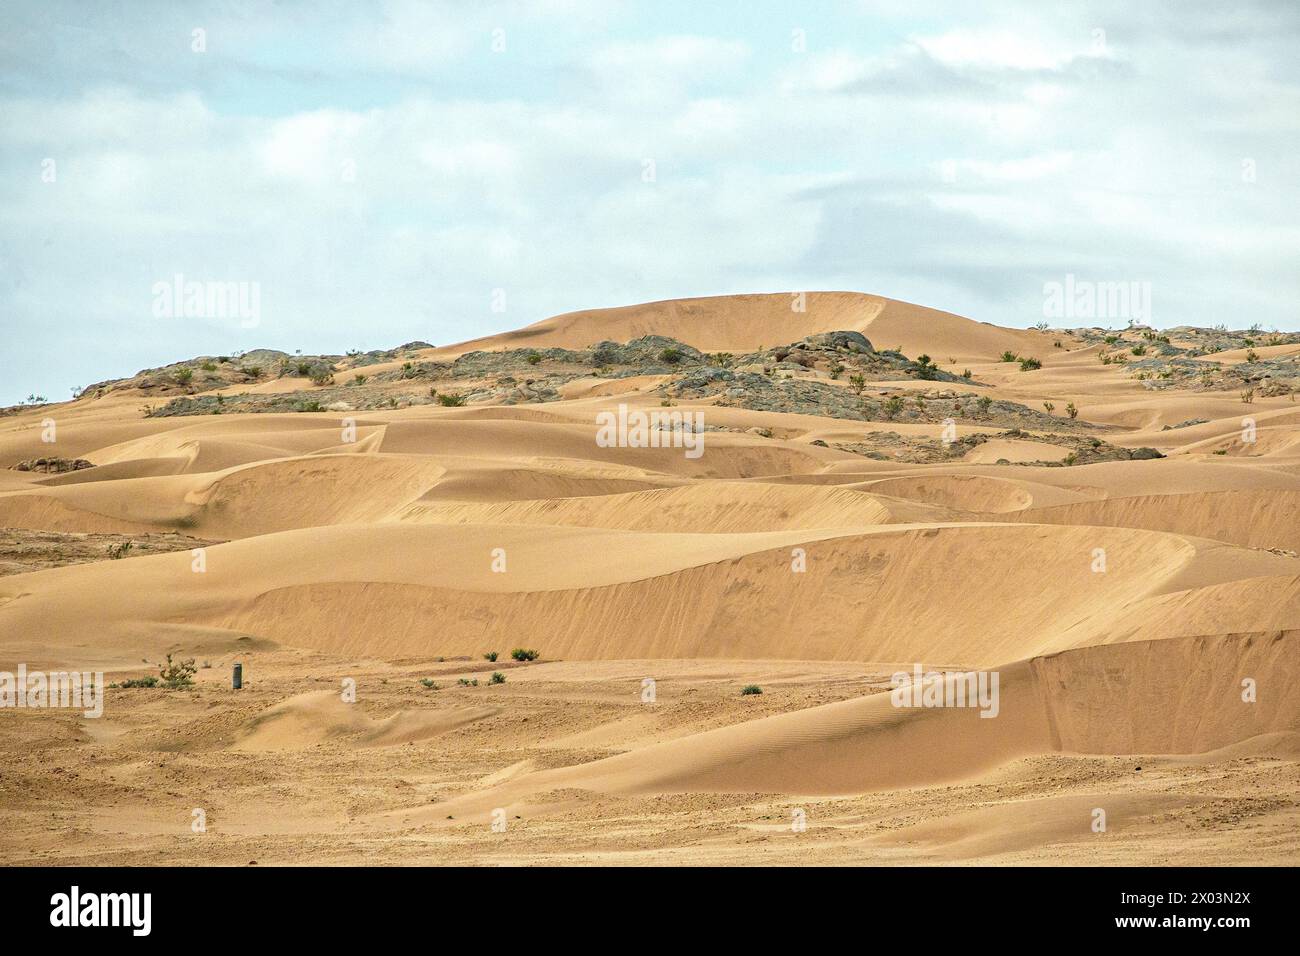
[433,292,1060,361]
[3,290,1297,866]
[407,629,1298,819]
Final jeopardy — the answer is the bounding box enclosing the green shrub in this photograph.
[437,392,467,407]
[489,672,506,685]
[116,676,159,689]
[1018,357,1042,371]
[510,648,539,662]
[483,651,498,662]
[526,352,542,365]
[658,347,683,364]
[999,351,1018,362]
[420,678,438,689]
[159,654,196,689]
[741,685,763,696]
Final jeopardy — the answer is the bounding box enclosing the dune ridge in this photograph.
[3,291,1298,866]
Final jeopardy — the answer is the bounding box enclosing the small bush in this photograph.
[117,676,159,689]
[1000,351,1018,363]
[420,678,438,689]
[1018,357,1042,371]
[106,541,134,559]
[526,352,542,365]
[658,347,684,364]
[159,654,196,689]
[489,672,506,685]
[483,651,498,662]
[510,648,539,662]
[174,367,194,385]
[437,392,467,407]
[741,685,763,696]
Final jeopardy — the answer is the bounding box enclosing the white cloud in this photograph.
[1,0,1298,404]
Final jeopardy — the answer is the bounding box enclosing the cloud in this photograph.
[1,0,1298,405]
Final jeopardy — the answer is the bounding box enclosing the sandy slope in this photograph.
[430,291,1063,360]
[1,291,1297,866]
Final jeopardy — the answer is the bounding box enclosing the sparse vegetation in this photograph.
[489,672,506,685]
[1018,357,1042,371]
[483,651,498,662]
[437,392,467,406]
[159,654,196,689]
[510,648,539,662]
[741,685,763,696]
[113,676,159,689]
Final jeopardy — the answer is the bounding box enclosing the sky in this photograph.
[1,0,1298,405]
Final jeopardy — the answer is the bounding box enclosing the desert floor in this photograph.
[2,292,1297,865]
